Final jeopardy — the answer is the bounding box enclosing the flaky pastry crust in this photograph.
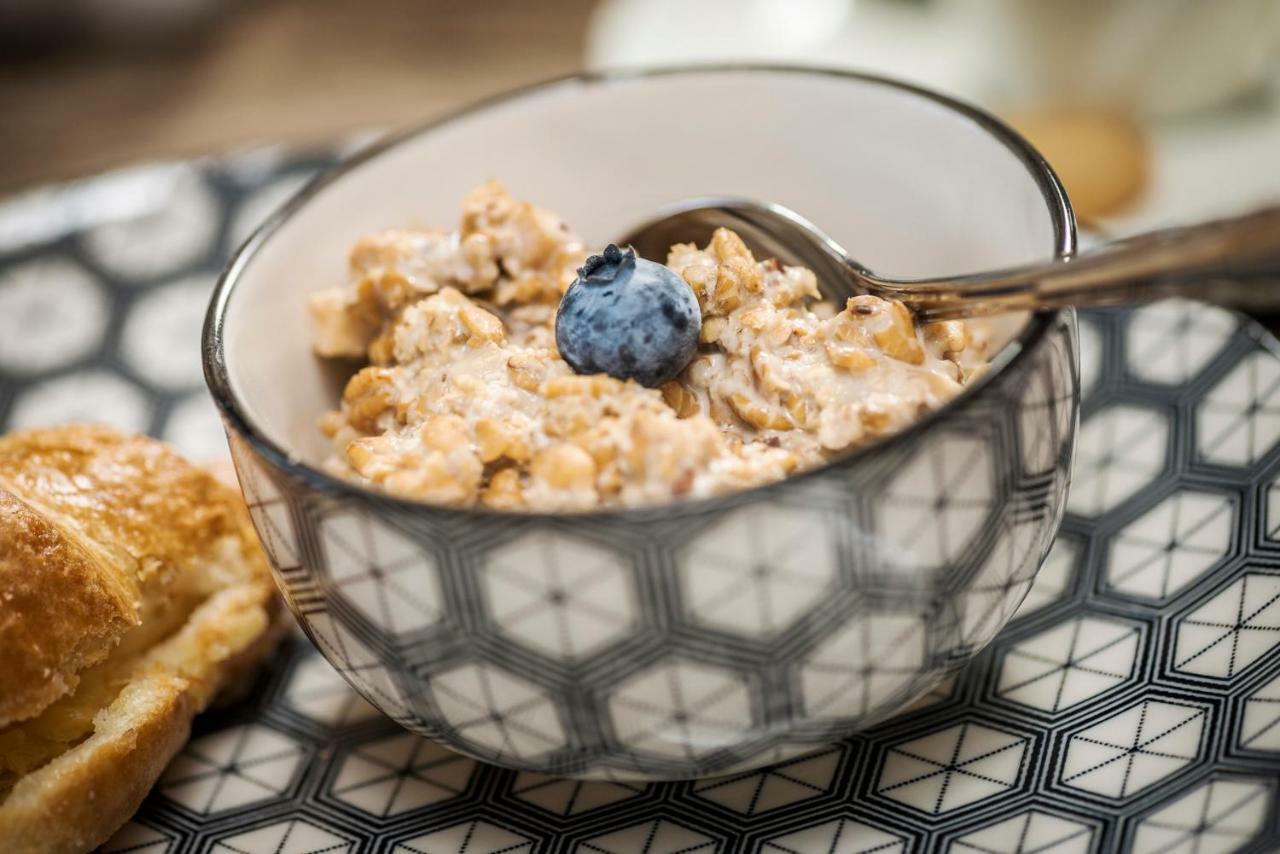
[0,424,281,854]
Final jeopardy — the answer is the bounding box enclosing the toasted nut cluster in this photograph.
[309,180,588,361]
[314,186,992,510]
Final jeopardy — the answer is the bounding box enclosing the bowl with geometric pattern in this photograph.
[203,66,1079,780]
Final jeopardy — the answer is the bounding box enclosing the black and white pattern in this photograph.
[158,724,309,815]
[219,321,1076,781]
[995,616,1142,713]
[482,531,637,659]
[1,150,1278,851]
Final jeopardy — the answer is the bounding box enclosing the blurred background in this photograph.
[4,0,1280,231]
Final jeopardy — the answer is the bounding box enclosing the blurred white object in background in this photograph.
[993,0,1280,117]
[586,0,1002,105]
[587,0,1280,117]
[587,0,1280,231]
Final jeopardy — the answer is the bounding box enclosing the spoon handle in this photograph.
[882,205,1280,321]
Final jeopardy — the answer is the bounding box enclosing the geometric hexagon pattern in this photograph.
[1127,299,1237,386]
[100,821,178,854]
[996,616,1141,713]
[306,612,414,723]
[392,821,535,854]
[1014,535,1078,621]
[1018,344,1075,475]
[578,819,715,854]
[799,614,927,721]
[481,531,636,659]
[429,662,566,762]
[319,510,444,638]
[691,746,842,815]
[1198,351,1280,466]
[952,810,1095,854]
[873,432,996,572]
[908,674,958,714]
[1067,404,1168,517]
[282,651,381,727]
[510,773,646,817]
[711,740,839,777]
[1129,778,1269,854]
[1107,490,1235,600]
[1239,672,1280,753]
[210,820,354,854]
[5,148,1280,852]
[761,819,908,854]
[680,503,836,638]
[329,734,475,816]
[1059,700,1207,799]
[1267,477,1280,542]
[959,517,1045,652]
[158,724,306,815]
[1172,573,1280,680]
[607,658,754,762]
[231,440,301,573]
[877,722,1029,815]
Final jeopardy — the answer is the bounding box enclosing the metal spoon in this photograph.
[617,198,1280,321]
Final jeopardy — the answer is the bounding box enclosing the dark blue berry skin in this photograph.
[555,244,702,388]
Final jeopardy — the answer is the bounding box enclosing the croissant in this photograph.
[0,425,281,854]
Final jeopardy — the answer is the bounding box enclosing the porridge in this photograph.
[310,181,998,511]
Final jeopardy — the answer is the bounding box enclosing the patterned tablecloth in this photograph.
[0,146,1277,853]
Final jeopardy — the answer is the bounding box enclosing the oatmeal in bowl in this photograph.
[311,181,1005,511]
[205,66,1077,779]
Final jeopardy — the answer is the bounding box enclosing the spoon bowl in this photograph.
[618,197,860,301]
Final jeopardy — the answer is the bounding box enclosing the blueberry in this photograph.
[555,244,701,388]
